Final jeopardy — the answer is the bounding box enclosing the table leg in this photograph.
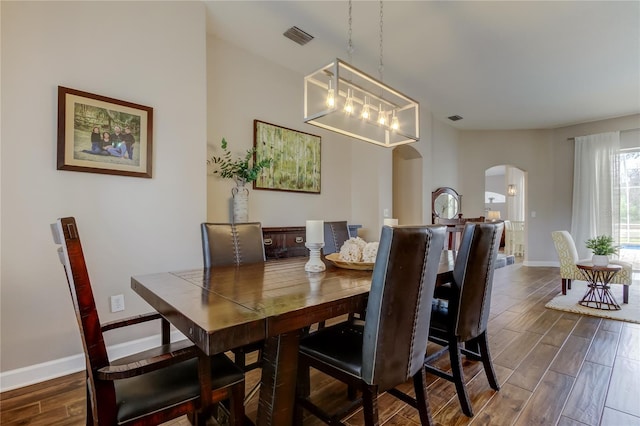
[578,269,621,311]
[257,330,302,426]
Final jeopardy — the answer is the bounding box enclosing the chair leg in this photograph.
[362,384,380,426]
[568,278,572,290]
[449,337,473,417]
[561,278,567,295]
[624,285,629,304]
[477,332,500,391]
[412,368,434,426]
[229,381,245,426]
[85,381,94,426]
[294,357,311,426]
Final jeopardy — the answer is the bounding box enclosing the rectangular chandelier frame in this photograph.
[304,58,419,148]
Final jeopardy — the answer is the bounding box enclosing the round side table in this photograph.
[575,262,622,310]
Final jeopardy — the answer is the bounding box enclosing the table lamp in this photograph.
[487,211,501,222]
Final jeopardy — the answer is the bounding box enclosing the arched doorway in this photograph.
[485,165,526,259]
[392,145,423,225]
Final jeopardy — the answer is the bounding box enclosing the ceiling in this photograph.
[204,1,639,131]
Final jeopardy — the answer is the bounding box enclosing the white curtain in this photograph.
[571,131,620,259]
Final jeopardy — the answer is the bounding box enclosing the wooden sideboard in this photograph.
[262,226,307,259]
[262,225,362,260]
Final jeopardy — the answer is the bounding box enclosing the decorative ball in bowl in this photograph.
[325,237,378,271]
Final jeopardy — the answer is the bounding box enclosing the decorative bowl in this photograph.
[325,253,374,271]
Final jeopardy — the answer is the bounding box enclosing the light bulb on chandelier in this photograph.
[326,79,335,108]
[344,88,354,115]
[361,96,371,120]
[390,110,399,130]
[377,104,386,126]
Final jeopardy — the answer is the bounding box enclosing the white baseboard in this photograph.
[523,260,560,267]
[0,330,186,393]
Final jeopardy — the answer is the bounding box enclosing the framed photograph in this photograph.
[253,120,321,194]
[57,86,153,178]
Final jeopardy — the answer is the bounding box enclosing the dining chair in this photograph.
[201,222,265,267]
[551,230,631,302]
[295,224,446,426]
[201,221,266,404]
[424,222,503,417]
[322,221,351,255]
[52,217,245,425]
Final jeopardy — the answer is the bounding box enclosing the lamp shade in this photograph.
[304,59,419,148]
[487,211,501,221]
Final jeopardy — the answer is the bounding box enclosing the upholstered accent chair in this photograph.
[425,222,504,417]
[551,230,632,303]
[53,217,245,425]
[295,225,446,426]
[322,221,351,255]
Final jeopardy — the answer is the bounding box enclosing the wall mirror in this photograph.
[432,187,461,223]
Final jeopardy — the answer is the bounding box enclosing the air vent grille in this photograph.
[448,115,463,121]
[283,26,314,46]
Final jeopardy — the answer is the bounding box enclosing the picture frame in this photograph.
[57,86,153,178]
[253,120,321,194]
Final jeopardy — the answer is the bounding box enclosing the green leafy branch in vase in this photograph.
[207,138,272,184]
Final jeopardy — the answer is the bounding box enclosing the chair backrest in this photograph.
[361,225,446,391]
[323,221,351,255]
[449,222,504,342]
[51,217,114,422]
[551,230,580,274]
[201,222,265,267]
[450,222,503,342]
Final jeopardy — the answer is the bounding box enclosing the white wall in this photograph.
[1,1,207,380]
[458,114,640,265]
[207,35,411,242]
[206,36,355,229]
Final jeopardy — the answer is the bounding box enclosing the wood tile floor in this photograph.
[2,264,639,425]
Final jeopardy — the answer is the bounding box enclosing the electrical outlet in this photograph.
[110,294,125,313]
[383,208,390,218]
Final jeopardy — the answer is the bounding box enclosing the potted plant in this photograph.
[208,138,271,223]
[585,235,617,267]
[207,137,272,185]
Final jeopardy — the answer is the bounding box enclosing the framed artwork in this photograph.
[57,86,153,178]
[253,120,321,194]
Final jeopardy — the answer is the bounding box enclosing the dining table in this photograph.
[131,250,456,426]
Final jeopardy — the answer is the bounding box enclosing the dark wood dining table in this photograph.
[131,251,455,426]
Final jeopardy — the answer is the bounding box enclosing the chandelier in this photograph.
[304,1,419,148]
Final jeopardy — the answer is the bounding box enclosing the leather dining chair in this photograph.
[201,222,265,267]
[201,222,266,402]
[52,217,245,425]
[295,224,446,426]
[551,230,632,302]
[424,222,503,417]
[322,221,351,255]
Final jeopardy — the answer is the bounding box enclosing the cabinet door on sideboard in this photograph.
[262,226,307,259]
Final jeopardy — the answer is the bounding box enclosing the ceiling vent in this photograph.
[448,115,463,121]
[283,26,314,46]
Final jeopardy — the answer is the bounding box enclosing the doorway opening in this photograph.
[392,145,423,225]
[485,165,526,260]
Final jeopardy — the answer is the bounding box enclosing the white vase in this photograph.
[232,179,249,223]
[592,254,609,267]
